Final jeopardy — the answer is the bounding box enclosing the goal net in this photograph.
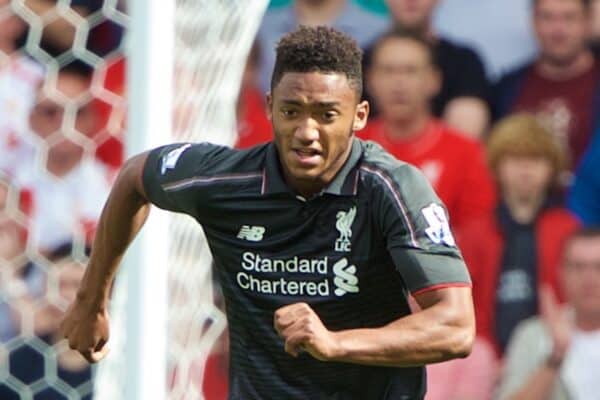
[0,0,127,399]
[0,0,268,399]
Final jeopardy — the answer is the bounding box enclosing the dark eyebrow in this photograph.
[280,99,341,107]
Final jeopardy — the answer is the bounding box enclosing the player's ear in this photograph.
[353,100,369,132]
[266,92,273,121]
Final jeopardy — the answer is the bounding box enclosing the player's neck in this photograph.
[295,0,347,26]
[382,112,431,141]
[502,190,546,225]
[536,50,594,81]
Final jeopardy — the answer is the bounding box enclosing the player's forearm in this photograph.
[330,288,475,367]
[78,154,151,309]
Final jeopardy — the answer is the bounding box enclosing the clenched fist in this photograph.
[60,294,110,363]
[273,302,341,361]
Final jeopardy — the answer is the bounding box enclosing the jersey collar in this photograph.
[262,138,363,197]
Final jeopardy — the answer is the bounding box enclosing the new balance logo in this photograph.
[237,225,265,242]
[333,258,359,296]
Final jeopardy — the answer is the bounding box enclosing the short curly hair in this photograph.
[487,113,567,188]
[271,26,363,98]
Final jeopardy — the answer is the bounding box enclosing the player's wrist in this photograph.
[326,331,350,362]
[75,289,108,312]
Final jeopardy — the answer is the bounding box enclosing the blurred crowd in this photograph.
[1,0,600,399]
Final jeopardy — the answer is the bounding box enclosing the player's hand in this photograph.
[59,293,110,363]
[273,302,340,361]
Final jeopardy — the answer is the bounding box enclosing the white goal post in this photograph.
[94,1,269,399]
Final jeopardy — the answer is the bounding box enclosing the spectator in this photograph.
[235,41,272,149]
[23,0,123,58]
[15,65,110,255]
[257,0,388,94]
[367,0,490,137]
[496,228,600,400]
[568,131,600,225]
[492,0,600,172]
[0,0,44,178]
[457,114,580,356]
[359,29,495,230]
[589,0,600,45]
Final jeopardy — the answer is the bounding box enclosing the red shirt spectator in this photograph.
[492,0,600,170]
[94,56,126,171]
[359,118,495,229]
[457,207,579,356]
[458,114,580,356]
[235,87,272,149]
[499,61,600,168]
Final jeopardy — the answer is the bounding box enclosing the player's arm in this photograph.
[60,152,151,362]
[338,285,474,365]
[274,286,474,367]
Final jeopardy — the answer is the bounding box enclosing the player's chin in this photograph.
[288,165,325,181]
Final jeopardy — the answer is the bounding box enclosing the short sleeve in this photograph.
[142,142,229,216]
[371,163,471,294]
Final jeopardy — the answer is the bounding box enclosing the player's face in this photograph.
[268,72,368,196]
[496,155,554,201]
[534,0,589,65]
[562,236,600,316]
[386,0,439,29]
[368,38,439,122]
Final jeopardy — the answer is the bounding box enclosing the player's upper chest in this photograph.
[201,193,377,259]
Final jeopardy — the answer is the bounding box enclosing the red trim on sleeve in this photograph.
[411,282,472,296]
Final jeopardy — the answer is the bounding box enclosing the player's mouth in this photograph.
[291,148,323,167]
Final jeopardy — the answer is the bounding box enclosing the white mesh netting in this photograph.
[0,0,127,399]
[0,0,268,399]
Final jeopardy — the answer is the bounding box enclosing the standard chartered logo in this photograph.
[236,252,359,297]
[332,258,359,296]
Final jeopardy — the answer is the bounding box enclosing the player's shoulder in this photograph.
[151,141,269,177]
[358,139,428,192]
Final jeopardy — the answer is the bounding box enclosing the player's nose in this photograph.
[294,118,320,142]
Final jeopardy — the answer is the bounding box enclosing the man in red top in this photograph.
[235,42,273,149]
[493,0,600,171]
[359,28,495,229]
